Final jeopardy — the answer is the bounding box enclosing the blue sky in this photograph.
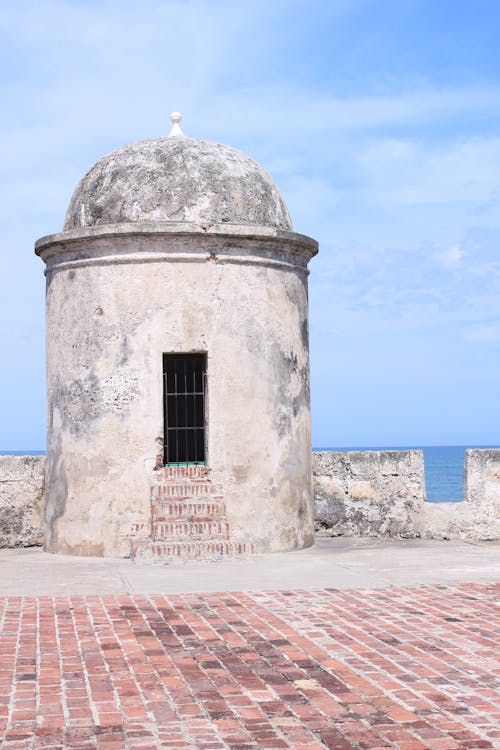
[1,0,499,449]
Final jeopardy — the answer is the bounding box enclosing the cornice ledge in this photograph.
[35,221,318,256]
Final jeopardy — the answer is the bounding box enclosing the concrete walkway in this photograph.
[1,536,499,595]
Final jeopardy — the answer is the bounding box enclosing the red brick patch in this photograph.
[131,467,251,562]
[0,583,498,748]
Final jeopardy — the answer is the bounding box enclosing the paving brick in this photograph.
[0,583,498,748]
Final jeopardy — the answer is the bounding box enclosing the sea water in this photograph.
[315,445,498,503]
[421,446,465,503]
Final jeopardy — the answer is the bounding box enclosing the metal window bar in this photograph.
[163,353,206,465]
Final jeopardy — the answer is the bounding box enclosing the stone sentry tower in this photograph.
[35,114,318,559]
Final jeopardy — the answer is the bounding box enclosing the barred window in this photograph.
[163,353,206,464]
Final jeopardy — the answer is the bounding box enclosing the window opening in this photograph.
[163,353,206,465]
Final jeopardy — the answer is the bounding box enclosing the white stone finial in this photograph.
[169,112,184,137]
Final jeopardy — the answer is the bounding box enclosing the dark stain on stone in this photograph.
[315,496,348,528]
[120,335,130,365]
[301,318,309,349]
[52,369,139,436]
[0,506,24,537]
[44,430,67,550]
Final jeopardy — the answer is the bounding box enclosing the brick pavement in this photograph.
[0,583,498,749]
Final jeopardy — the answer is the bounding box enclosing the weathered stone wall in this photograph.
[2,449,498,548]
[419,449,500,541]
[36,225,317,557]
[313,450,425,538]
[464,449,500,536]
[0,456,45,547]
[314,449,500,541]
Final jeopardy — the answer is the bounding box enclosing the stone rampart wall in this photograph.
[1,449,499,548]
[418,449,500,541]
[0,456,45,547]
[313,450,425,539]
[314,449,500,541]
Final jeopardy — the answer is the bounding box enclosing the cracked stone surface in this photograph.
[0,456,44,548]
[64,136,292,231]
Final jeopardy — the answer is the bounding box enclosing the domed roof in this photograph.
[64,126,292,232]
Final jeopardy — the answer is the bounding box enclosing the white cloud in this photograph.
[437,245,465,268]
